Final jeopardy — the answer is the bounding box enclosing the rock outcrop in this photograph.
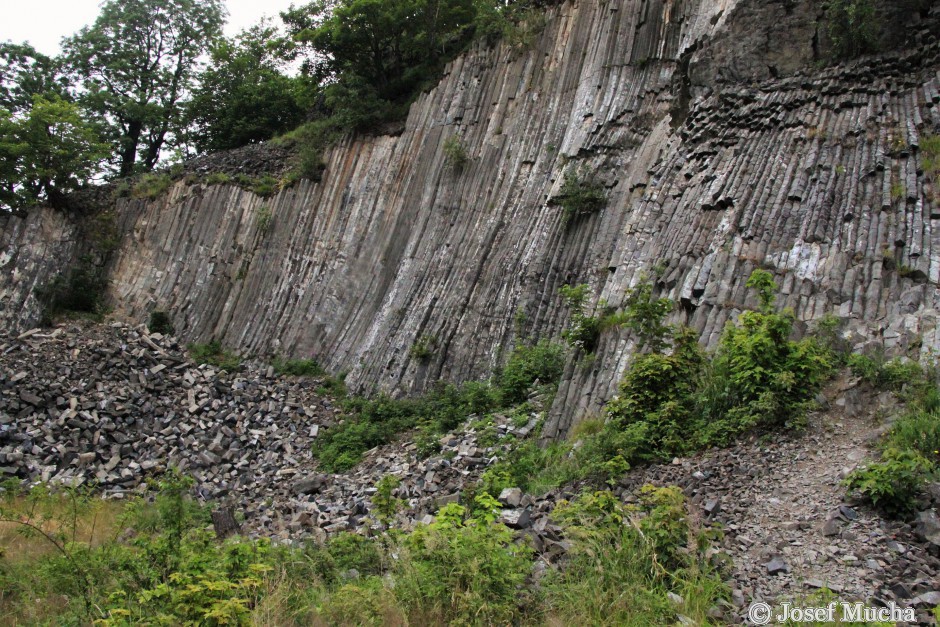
[2,0,939,438]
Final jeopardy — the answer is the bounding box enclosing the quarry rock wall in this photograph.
[2,0,939,439]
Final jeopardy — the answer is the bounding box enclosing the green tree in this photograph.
[824,0,878,59]
[0,96,107,211]
[187,22,314,152]
[283,0,478,129]
[0,42,71,114]
[62,0,227,176]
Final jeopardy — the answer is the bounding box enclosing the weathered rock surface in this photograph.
[2,0,940,440]
[0,323,551,543]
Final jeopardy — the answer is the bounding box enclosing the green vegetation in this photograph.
[62,0,225,177]
[131,172,173,200]
[476,271,835,494]
[844,355,939,517]
[186,22,314,154]
[409,334,439,361]
[545,487,728,624]
[1,472,727,625]
[271,357,325,377]
[921,133,940,182]
[0,96,107,211]
[188,340,242,371]
[147,310,174,335]
[0,0,555,209]
[315,340,563,472]
[442,135,469,172]
[823,0,878,59]
[845,448,934,517]
[256,204,274,233]
[554,166,607,224]
[495,339,565,405]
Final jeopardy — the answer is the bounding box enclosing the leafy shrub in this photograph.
[131,172,173,200]
[315,381,501,472]
[887,410,940,464]
[495,339,565,405]
[698,271,832,440]
[605,327,705,458]
[147,310,174,335]
[188,340,242,371]
[442,135,468,172]
[394,512,533,624]
[848,353,923,391]
[554,166,606,224]
[271,357,325,377]
[474,1,547,49]
[560,283,604,353]
[844,448,934,517]
[372,475,402,527]
[315,338,564,473]
[255,204,274,234]
[409,334,438,361]
[546,487,727,624]
[622,280,674,352]
[824,0,878,59]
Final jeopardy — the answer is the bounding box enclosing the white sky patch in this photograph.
[0,0,301,55]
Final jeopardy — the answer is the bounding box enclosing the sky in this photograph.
[0,0,301,55]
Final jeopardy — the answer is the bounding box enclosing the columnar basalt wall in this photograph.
[0,209,79,330]
[2,0,939,441]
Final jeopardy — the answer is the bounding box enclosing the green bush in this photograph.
[131,172,173,200]
[698,271,832,439]
[188,340,242,371]
[554,166,606,224]
[442,135,468,172]
[847,353,924,391]
[824,0,878,59]
[495,339,565,405]
[560,283,598,350]
[605,327,705,457]
[545,487,727,624]
[256,204,273,233]
[314,380,502,472]
[409,334,438,361]
[845,448,934,517]
[887,410,940,464]
[147,310,174,335]
[271,357,325,377]
[315,337,564,473]
[395,511,533,624]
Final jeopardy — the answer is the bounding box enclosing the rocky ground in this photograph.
[623,377,940,623]
[1,323,939,623]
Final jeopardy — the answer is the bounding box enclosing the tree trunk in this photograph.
[211,507,240,539]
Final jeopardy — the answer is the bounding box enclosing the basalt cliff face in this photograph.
[2,0,940,439]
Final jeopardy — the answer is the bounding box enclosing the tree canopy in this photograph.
[186,23,314,153]
[0,0,539,212]
[0,96,107,210]
[62,0,227,176]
